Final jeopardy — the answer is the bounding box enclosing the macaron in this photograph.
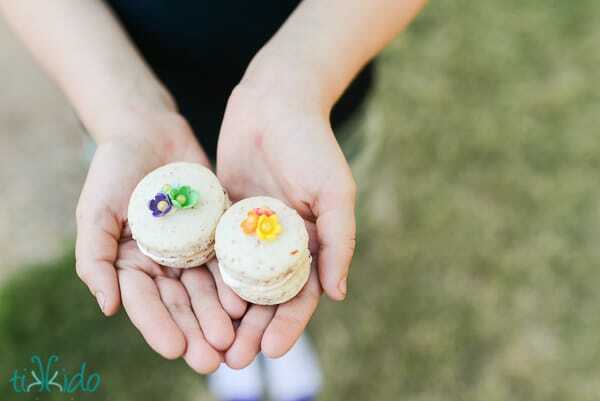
[127,162,230,268]
[214,196,311,305]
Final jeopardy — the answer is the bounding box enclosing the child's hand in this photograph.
[216,82,357,368]
[75,113,244,373]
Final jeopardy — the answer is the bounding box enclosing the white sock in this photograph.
[208,357,263,401]
[262,334,322,401]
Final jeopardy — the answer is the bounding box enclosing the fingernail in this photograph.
[95,291,106,313]
[338,277,347,299]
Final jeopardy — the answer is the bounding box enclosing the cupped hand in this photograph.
[75,113,246,373]
[215,83,357,368]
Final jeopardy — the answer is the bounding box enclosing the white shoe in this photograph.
[262,334,322,401]
[208,357,263,401]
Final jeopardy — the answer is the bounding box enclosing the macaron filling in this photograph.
[219,252,311,305]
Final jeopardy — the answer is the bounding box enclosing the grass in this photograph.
[0,254,209,400]
[3,0,600,400]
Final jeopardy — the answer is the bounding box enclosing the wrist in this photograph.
[81,79,180,142]
[241,45,339,115]
[92,110,197,161]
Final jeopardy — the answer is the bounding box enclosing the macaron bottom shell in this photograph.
[137,240,215,268]
[218,252,311,305]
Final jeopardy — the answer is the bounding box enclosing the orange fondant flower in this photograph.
[241,210,259,234]
[256,214,282,241]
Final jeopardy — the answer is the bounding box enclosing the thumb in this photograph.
[315,182,357,301]
[75,161,122,316]
[75,201,122,316]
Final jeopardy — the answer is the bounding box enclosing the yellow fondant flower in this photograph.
[256,214,282,241]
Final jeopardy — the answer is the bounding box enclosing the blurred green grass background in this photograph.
[3,0,600,400]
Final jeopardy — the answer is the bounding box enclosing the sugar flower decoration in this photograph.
[256,214,282,241]
[241,210,259,234]
[168,185,199,209]
[149,192,172,217]
[148,184,199,217]
[241,207,282,241]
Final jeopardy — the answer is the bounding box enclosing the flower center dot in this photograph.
[176,194,187,204]
[157,200,169,212]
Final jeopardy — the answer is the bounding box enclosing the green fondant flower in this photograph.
[168,185,199,209]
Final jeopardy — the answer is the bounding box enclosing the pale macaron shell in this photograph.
[128,162,229,268]
[215,196,311,305]
[137,240,215,269]
[219,250,311,305]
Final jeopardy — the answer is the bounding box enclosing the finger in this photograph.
[155,276,223,374]
[181,268,235,351]
[121,222,132,241]
[315,186,357,300]
[118,269,186,360]
[207,259,248,319]
[164,267,183,280]
[225,305,275,369]
[261,265,321,358]
[304,221,319,255]
[75,198,121,316]
[115,240,166,277]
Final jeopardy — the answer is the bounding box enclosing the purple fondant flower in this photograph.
[149,192,172,217]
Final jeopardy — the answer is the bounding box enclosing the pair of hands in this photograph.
[75,82,357,373]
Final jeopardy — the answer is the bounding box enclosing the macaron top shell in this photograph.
[215,196,309,283]
[128,162,227,258]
